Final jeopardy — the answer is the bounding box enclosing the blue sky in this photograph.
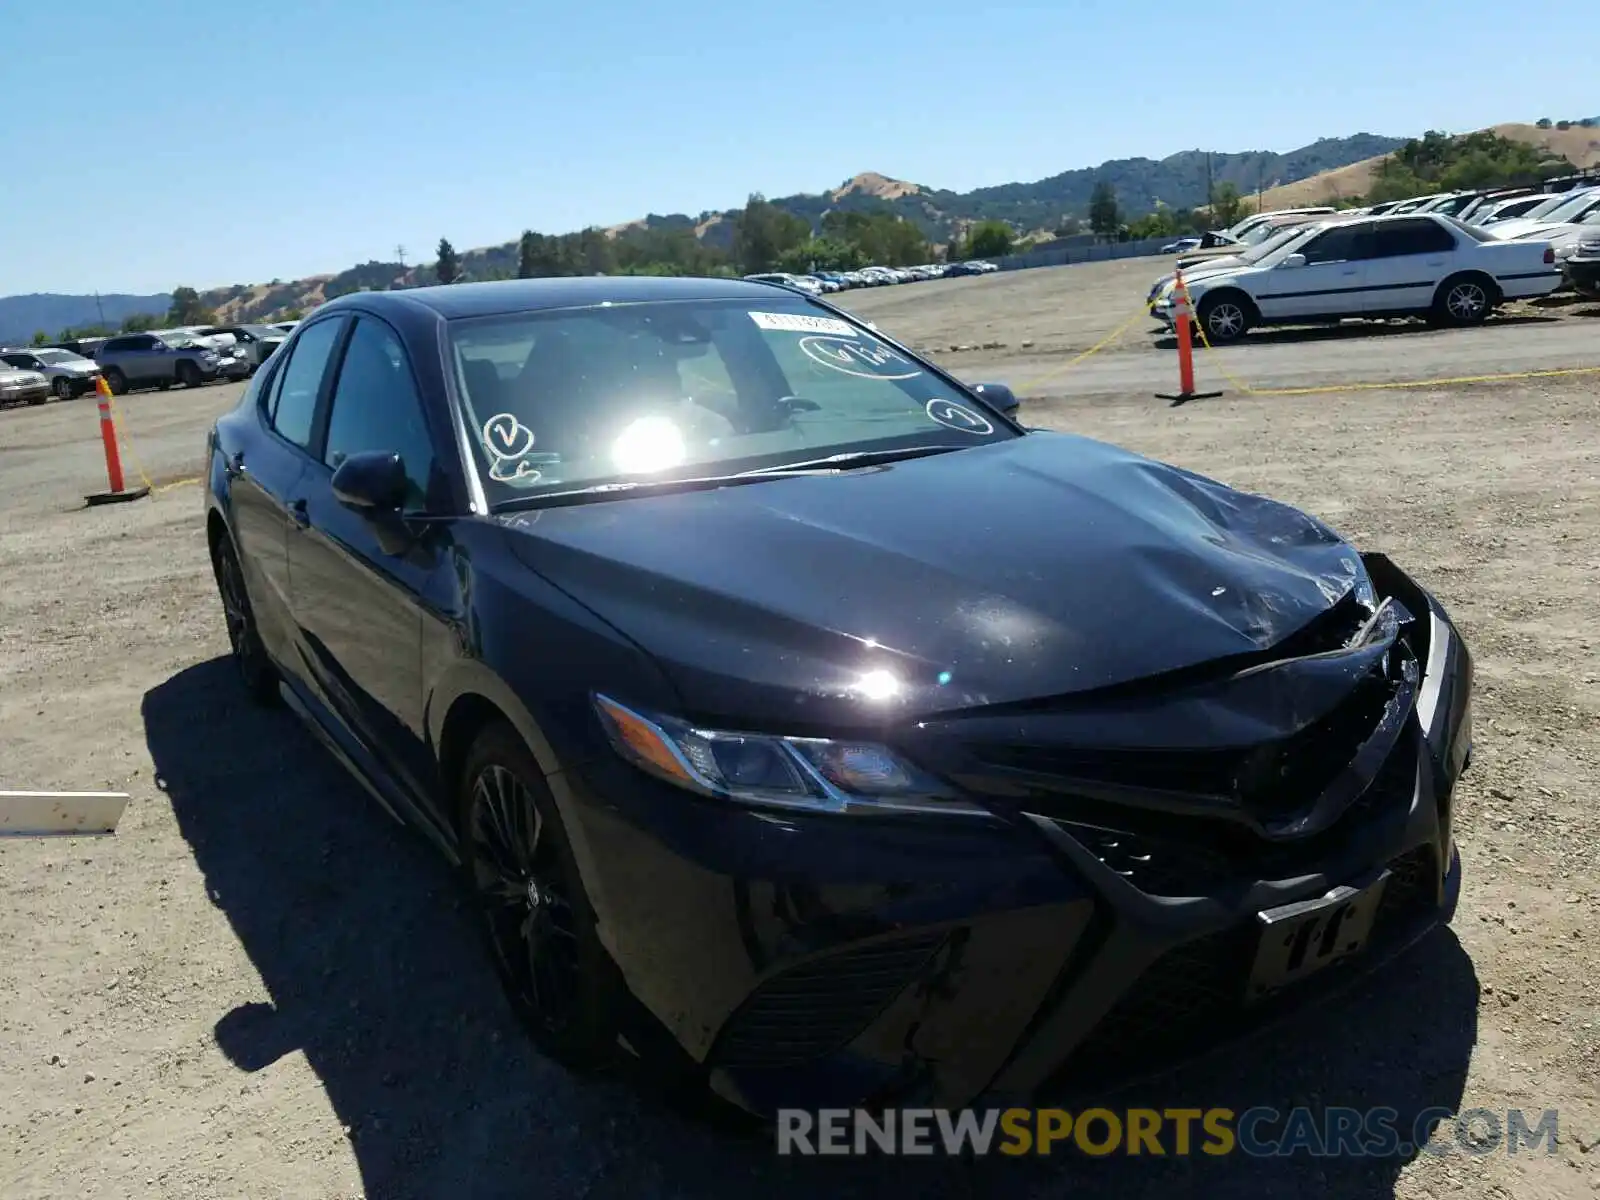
[3,0,1588,295]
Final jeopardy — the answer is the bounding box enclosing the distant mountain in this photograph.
[3,132,1408,330]
[0,292,169,346]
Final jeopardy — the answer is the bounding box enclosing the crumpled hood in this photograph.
[500,433,1367,724]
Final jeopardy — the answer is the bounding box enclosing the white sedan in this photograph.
[1153,213,1563,343]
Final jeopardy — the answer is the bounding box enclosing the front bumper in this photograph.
[217,357,252,380]
[0,382,51,405]
[552,559,1473,1118]
[1563,256,1600,293]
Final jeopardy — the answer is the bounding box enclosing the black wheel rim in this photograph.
[469,764,580,1032]
[216,544,264,685]
[53,378,70,399]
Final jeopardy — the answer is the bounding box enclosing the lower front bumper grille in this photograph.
[1051,845,1438,1086]
[707,930,949,1070]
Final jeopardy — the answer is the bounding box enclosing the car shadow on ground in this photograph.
[1152,313,1559,351]
[144,657,1480,1200]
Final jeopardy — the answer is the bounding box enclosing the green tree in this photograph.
[732,194,810,273]
[517,230,539,278]
[282,307,305,321]
[1088,181,1120,237]
[120,312,160,333]
[1209,182,1248,228]
[436,238,460,285]
[31,330,49,345]
[966,220,1014,259]
[168,286,214,325]
[943,229,965,262]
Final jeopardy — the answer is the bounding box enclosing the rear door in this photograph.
[229,315,348,674]
[1254,223,1375,320]
[1361,218,1458,313]
[285,313,452,808]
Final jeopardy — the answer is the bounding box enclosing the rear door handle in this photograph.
[288,498,310,529]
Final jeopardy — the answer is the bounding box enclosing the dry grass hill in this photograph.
[1255,122,1600,208]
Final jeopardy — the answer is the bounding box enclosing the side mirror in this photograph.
[971,382,1019,415]
[1281,253,1308,268]
[331,450,408,512]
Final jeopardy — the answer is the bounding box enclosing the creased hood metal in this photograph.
[499,433,1369,726]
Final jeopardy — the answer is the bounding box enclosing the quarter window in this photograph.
[322,317,437,511]
[268,317,344,449]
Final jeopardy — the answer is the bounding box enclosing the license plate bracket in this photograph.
[1247,871,1390,1000]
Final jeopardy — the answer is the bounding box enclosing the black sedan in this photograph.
[203,277,1472,1117]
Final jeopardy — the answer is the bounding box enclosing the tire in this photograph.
[1196,291,1252,344]
[459,721,624,1071]
[1432,274,1495,327]
[210,533,279,705]
[158,382,171,392]
[51,377,72,401]
[103,367,127,396]
[177,360,203,389]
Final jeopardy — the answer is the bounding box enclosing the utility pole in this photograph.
[94,292,106,328]
[1206,152,1215,214]
[395,244,407,267]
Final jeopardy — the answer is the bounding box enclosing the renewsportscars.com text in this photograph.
[776,1107,1561,1158]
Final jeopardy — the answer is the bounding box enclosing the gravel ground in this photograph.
[2,264,1598,1198]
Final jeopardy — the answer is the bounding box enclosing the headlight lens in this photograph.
[593,694,988,817]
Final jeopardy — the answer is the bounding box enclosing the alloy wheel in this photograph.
[1206,302,1246,341]
[52,377,71,400]
[468,764,581,1034]
[1446,282,1487,322]
[214,539,274,699]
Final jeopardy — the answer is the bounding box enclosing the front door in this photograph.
[1255,223,1375,320]
[285,314,449,811]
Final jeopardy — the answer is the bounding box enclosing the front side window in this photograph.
[268,317,344,449]
[323,317,437,511]
[1300,224,1373,264]
[449,298,1016,505]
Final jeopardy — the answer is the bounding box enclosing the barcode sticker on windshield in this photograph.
[749,312,860,337]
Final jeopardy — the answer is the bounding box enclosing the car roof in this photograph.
[321,275,795,322]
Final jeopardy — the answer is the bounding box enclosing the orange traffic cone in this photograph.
[84,377,150,506]
[1156,266,1222,405]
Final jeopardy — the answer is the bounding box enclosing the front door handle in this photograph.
[226,450,245,478]
[288,498,310,529]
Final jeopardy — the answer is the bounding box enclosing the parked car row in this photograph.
[0,345,103,402]
[743,260,999,295]
[1149,211,1565,343]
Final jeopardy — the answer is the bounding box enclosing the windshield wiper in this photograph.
[735,444,969,475]
[491,446,971,512]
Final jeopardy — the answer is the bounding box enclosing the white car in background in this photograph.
[1486,187,1600,241]
[1152,213,1562,342]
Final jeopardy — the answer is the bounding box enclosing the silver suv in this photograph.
[93,331,222,394]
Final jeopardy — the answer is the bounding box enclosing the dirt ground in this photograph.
[2,261,1598,1199]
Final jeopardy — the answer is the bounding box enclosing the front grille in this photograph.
[1053,845,1439,1085]
[707,931,948,1070]
[1050,731,1418,895]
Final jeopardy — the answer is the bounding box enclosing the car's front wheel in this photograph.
[210,533,279,704]
[1196,291,1252,344]
[51,377,72,401]
[460,721,624,1071]
[103,367,127,395]
[178,361,203,388]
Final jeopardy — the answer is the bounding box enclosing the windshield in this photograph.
[241,324,283,338]
[161,332,203,349]
[449,298,1017,505]
[33,349,85,365]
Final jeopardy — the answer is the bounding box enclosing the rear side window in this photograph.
[1371,219,1456,257]
[322,317,437,511]
[268,318,345,449]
